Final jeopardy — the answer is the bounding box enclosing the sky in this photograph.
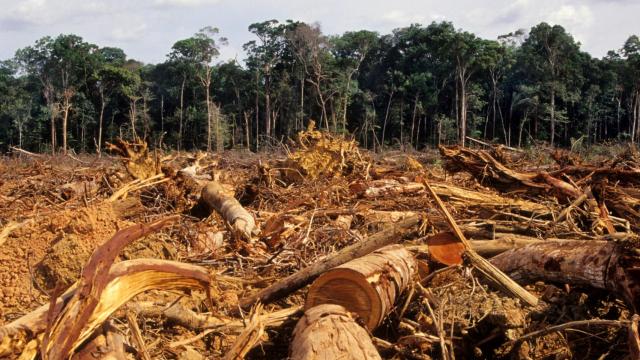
[0,0,639,64]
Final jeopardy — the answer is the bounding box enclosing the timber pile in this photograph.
[0,134,639,359]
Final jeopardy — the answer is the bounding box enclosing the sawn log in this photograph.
[305,244,417,330]
[289,304,381,360]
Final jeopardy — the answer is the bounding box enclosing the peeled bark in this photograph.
[290,304,381,360]
[306,244,416,330]
[201,181,256,242]
[490,240,640,311]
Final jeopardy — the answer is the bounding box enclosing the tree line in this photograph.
[0,20,639,154]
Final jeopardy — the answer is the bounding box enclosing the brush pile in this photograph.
[1,132,640,359]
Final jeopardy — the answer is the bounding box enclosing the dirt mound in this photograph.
[0,202,130,320]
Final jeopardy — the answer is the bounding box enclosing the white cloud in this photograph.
[381,10,427,26]
[549,4,594,27]
[111,23,148,41]
[153,0,221,6]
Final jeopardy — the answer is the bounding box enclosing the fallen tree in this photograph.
[200,181,257,242]
[490,240,640,312]
[290,304,381,360]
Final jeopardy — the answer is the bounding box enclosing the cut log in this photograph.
[290,304,381,360]
[489,240,640,311]
[201,181,256,242]
[305,244,417,330]
[239,215,421,309]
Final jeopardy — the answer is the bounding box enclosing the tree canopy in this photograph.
[1,20,639,153]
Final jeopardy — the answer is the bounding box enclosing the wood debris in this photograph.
[2,134,640,358]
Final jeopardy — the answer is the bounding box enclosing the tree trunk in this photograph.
[550,86,556,146]
[178,75,185,151]
[200,181,256,242]
[410,95,418,149]
[381,90,394,149]
[255,70,260,151]
[51,107,57,155]
[98,93,105,156]
[459,70,467,147]
[290,304,381,360]
[265,71,271,139]
[244,111,251,149]
[299,72,305,131]
[62,102,71,155]
[204,70,213,152]
[490,240,640,312]
[306,244,416,330]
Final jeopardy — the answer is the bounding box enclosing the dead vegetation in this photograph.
[1,130,640,359]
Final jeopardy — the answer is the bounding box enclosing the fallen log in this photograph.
[239,215,421,309]
[201,181,257,242]
[490,240,640,311]
[305,244,417,330]
[289,304,381,360]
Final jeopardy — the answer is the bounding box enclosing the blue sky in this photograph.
[1,0,638,63]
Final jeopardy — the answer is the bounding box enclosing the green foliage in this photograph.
[0,21,639,153]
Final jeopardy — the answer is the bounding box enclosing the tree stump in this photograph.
[290,304,381,360]
[305,244,416,330]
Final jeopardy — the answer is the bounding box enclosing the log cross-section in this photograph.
[305,244,417,330]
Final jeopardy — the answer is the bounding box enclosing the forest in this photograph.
[0,20,639,154]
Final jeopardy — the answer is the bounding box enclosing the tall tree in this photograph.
[520,23,581,146]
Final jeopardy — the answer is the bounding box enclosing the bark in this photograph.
[200,181,256,242]
[490,240,640,312]
[458,67,467,147]
[244,111,251,149]
[61,91,73,155]
[290,304,381,360]
[306,244,416,330]
[550,86,556,146]
[381,90,394,149]
[178,75,185,151]
[239,215,420,309]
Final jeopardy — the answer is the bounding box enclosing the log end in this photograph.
[306,268,382,331]
[290,304,381,360]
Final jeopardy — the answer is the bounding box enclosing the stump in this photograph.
[305,244,416,330]
[290,304,381,360]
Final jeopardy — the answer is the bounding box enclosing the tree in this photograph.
[520,23,581,146]
[171,27,227,152]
